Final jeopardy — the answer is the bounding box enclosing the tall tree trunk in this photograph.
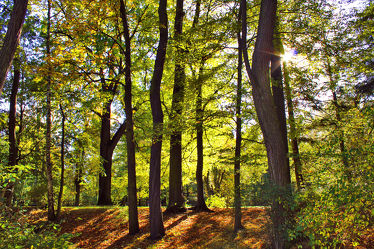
[4,60,20,206]
[190,0,210,213]
[0,0,28,94]
[74,149,84,206]
[74,168,82,206]
[241,0,291,247]
[167,0,186,213]
[97,77,126,206]
[270,32,290,184]
[192,0,201,27]
[234,22,243,233]
[97,83,113,205]
[283,62,304,190]
[98,150,113,205]
[193,64,210,212]
[45,0,56,221]
[149,0,168,240]
[98,98,114,205]
[56,104,65,218]
[119,0,139,235]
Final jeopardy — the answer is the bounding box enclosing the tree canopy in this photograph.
[0,0,372,248]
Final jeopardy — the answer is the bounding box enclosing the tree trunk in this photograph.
[190,0,210,212]
[234,22,243,233]
[74,167,82,206]
[97,88,113,206]
[283,62,304,190]
[98,155,113,205]
[149,0,168,240]
[119,0,139,235]
[241,0,291,247]
[56,104,65,218]
[98,94,113,205]
[74,149,84,206]
[0,0,28,94]
[192,0,201,27]
[193,65,210,212]
[270,33,290,184]
[45,0,56,221]
[98,120,114,205]
[167,0,186,214]
[97,77,126,205]
[4,60,20,206]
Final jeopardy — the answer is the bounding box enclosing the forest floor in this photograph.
[28,206,271,249]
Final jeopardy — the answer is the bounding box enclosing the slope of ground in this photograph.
[29,207,270,249]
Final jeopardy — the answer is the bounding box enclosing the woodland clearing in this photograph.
[28,207,270,249]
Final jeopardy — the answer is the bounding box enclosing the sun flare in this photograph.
[281,48,298,63]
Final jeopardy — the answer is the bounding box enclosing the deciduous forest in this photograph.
[0,0,373,248]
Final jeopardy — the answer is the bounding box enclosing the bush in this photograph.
[206,195,227,208]
[0,207,74,249]
[291,179,373,248]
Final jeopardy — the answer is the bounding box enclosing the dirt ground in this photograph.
[29,207,271,249]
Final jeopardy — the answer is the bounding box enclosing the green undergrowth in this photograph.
[0,207,74,249]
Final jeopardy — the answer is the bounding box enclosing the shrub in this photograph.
[291,179,373,248]
[0,207,74,249]
[206,195,227,208]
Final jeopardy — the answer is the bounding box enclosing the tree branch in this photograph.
[110,121,126,151]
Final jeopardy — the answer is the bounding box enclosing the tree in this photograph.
[241,0,291,247]
[97,75,126,205]
[4,59,20,206]
[283,61,303,189]
[190,0,210,213]
[353,3,374,96]
[119,0,139,234]
[48,0,128,206]
[45,0,56,221]
[74,148,84,206]
[0,0,28,95]
[270,24,289,182]
[167,0,186,214]
[322,38,351,179]
[149,0,168,240]
[194,62,210,212]
[234,8,243,233]
[56,104,65,218]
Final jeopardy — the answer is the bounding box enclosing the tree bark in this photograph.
[193,64,210,212]
[119,0,139,234]
[270,33,290,185]
[149,0,168,240]
[56,104,65,219]
[241,0,291,247]
[234,21,243,233]
[74,149,84,206]
[283,62,304,189]
[192,0,201,27]
[74,168,82,206]
[45,0,56,221]
[190,0,210,213]
[97,75,126,206]
[4,60,20,206]
[0,0,28,95]
[98,92,114,205]
[167,0,186,213]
